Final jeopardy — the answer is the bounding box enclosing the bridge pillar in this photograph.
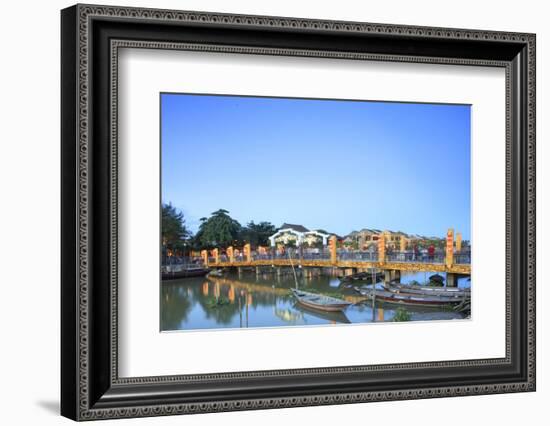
[378,235,386,264]
[456,233,462,252]
[201,250,208,267]
[227,246,234,263]
[384,270,391,283]
[237,267,243,278]
[244,243,251,263]
[391,270,401,282]
[446,273,458,287]
[212,248,219,265]
[256,266,261,275]
[329,236,337,264]
[446,228,454,268]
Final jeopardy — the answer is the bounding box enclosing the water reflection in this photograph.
[160,270,468,331]
[293,303,352,324]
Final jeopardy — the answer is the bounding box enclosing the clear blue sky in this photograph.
[161,93,471,240]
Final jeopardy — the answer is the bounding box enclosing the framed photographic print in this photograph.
[61,4,536,421]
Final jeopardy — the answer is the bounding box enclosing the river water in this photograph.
[160,270,470,332]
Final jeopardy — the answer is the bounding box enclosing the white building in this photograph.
[268,223,331,247]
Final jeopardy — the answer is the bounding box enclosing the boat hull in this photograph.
[295,298,351,312]
[383,283,470,298]
[356,288,466,307]
[291,289,351,312]
[162,268,209,280]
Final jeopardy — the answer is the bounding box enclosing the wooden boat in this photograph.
[161,265,209,280]
[291,289,351,312]
[382,282,471,298]
[354,287,467,307]
[453,298,471,314]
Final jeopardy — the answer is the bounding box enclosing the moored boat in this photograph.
[162,264,209,280]
[291,289,352,312]
[354,287,468,307]
[383,282,470,298]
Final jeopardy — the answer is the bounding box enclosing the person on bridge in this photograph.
[428,244,435,261]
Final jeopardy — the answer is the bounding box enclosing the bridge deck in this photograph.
[209,259,470,274]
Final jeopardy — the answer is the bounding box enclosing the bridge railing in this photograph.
[301,250,331,260]
[211,249,469,266]
[247,250,333,261]
[338,251,378,262]
[162,256,205,266]
[454,253,471,264]
[271,250,297,260]
[253,253,272,260]
[385,252,445,264]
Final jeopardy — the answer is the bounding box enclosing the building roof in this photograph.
[279,223,310,233]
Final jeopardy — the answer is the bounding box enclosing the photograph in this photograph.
[160,93,472,331]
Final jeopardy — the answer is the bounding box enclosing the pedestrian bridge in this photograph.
[197,231,471,283]
[202,250,471,275]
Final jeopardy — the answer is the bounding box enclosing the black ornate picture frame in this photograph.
[61,4,536,421]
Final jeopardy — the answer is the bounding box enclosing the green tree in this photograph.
[162,203,191,254]
[195,209,242,249]
[240,221,277,247]
[284,238,297,248]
